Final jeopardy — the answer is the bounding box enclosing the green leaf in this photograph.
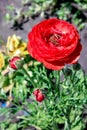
[6,5,14,11]
[56,116,65,124]
[0,75,10,89]
[6,124,17,130]
[72,122,85,130]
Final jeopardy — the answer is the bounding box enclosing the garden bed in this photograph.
[0,0,87,130]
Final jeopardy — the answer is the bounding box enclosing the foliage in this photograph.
[55,0,86,30]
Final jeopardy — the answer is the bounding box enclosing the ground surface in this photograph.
[0,0,87,73]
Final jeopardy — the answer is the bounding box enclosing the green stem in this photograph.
[22,66,36,88]
[34,103,38,113]
[64,111,71,130]
[52,121,58,130]
[62,69,67,86]
[82,70,86,86]
[43,99,48,113]
[64,120,71,130]
[23,108,33,116]
[56,71,60,97]
[71,71,76,84]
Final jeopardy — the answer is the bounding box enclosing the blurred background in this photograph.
[0,0,87,72]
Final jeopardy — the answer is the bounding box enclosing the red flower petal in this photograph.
[43,60,64,70]
[64,42,82,64]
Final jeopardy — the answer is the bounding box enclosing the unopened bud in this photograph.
[9,56,22,70]
[73,63,81,71]
[64,68,72,76]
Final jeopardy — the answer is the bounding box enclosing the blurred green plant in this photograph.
[4,0,55,30]
[4,0,86,30]
[55,3,71,21]
[55,0,86,30]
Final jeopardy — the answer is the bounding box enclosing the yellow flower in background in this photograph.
[6,34,28,56]
[0,52,5,69]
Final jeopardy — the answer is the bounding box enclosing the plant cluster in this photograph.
[5,0,87,30]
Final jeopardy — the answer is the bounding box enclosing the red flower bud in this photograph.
[33,89,45,102]
[9,56,21,70]
[36,93,45,102]
[33,89,41,97]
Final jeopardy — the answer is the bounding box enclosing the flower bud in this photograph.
[64,68,72,76]
[36,93,45,102]
[9,56,21,70]
[73,63,81,71]
[33,89,41,97]
[33,89,45,102]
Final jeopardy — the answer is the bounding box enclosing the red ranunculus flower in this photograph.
[9,56,21,70]
[27,18,82,70]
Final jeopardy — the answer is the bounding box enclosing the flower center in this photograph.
[48,34,61,46]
